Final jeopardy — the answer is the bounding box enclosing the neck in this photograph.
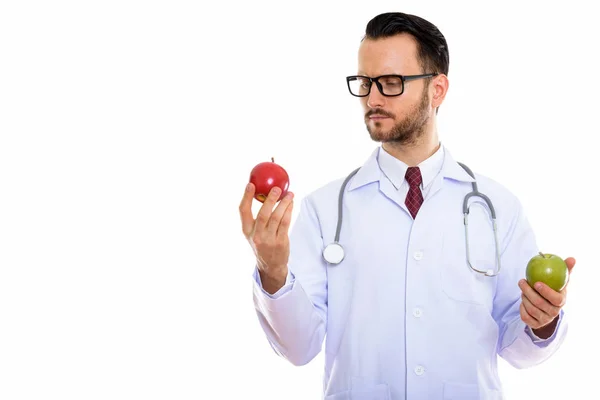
[382,127,440,167]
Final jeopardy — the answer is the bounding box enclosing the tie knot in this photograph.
[405,166,422,187]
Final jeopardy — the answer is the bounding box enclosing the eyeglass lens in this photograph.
[348,76,403,96]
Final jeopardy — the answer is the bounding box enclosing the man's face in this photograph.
[357,34,433,145]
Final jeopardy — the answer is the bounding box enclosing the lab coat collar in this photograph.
[347,144,475,192]
[441,148,476,183]
[347,147,382,191]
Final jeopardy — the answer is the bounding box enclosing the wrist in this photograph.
[531,316,559,339]
[259,266,288,294]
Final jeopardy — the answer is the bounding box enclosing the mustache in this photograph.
[365,109,395,118]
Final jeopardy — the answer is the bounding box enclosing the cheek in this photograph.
[392,96,421,114]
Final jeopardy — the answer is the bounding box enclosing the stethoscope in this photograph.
[321,162,503,277]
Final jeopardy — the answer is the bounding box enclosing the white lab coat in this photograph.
[252,145,567,400]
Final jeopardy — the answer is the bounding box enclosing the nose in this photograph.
[366,83,386,109]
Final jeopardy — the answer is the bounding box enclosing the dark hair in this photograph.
[363,12,449,76]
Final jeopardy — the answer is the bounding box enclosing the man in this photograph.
[239,12,574,399]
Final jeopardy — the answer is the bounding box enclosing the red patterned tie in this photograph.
[405,166,423,219]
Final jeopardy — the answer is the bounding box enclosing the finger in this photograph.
[521,294,549,323]
[254,187,283,233]
[520,302,538,328]
[277,197,294,238]
[239,183,256,237]
[266,192,294,235]
[518,279,560,315]
[532,281,566,308]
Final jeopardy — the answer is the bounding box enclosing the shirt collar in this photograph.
[347,143,475,192]
[377,143,444,190]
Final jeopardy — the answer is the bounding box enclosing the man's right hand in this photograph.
[239,182,294,294]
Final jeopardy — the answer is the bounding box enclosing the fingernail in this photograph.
[272,187,281,195]
[246,183,252,192]
[535,282,543,290]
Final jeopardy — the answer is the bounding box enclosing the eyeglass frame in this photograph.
[345,73,439,97]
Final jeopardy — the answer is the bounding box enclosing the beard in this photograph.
[364,87,430,146]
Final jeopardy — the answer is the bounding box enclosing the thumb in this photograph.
[239,183,256,238]
[565,257,576,274]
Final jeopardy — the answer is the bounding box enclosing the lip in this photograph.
[369,115,390,120]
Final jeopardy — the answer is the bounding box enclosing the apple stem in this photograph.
[539,251,545,257]
[271,157,274,163]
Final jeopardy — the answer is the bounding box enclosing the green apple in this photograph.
[526,252,569,292]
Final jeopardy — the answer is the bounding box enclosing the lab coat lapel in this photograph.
[378,176,408,211]
[347,148,381,192]
[347,147,411,212]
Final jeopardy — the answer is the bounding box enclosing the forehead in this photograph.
[357,33,421,76]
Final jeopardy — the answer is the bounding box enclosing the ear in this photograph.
[431,74,449,109]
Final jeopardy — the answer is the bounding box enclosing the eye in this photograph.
[381,77,402,86]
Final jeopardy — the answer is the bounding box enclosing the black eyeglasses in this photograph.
[346,73,438,97]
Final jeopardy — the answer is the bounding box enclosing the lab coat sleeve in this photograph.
[493,196,568,369]
[251,196,328,366]
[252,267,294,299]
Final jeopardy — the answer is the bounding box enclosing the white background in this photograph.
[1,0,598,399]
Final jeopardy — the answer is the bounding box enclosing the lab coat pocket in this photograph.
[443,381,503,400]
[324,383,390,400]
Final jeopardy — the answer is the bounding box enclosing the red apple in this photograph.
[249,157,290,203]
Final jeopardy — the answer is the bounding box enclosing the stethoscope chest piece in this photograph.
[323,242,345,265]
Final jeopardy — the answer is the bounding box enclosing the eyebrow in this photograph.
[356,71,403,76]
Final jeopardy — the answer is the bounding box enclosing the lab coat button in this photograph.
[413,251,423,260]
[413,308,422,318]
[414,366,425,375]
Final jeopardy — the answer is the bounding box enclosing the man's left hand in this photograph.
[518,257,576,338]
